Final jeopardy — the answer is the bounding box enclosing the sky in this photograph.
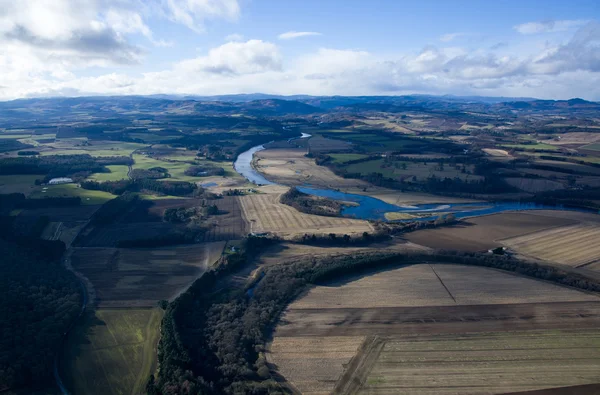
[1,0,600,101]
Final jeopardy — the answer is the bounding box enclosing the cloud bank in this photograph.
[278,31,322,40]
[0,6,599,101]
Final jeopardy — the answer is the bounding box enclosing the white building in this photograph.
[48,177,73,185]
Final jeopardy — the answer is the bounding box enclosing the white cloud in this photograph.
[439,32,466,42]
[278,31,322,40]
[514,19,588,34]
[164,0,240,33]
[177,40,282,75]
[225,33,244,41]
[3,19,600,101]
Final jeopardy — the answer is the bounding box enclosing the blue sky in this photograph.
[1,0,599,100]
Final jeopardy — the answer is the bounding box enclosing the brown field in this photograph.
[202,196,249,242]
[345,187,480,206]
[258,240,430,266]
[504,177,564,192]
[361,118,416,134]
[535,159,600,175]
[254,148,370,188]
[238,192,372,237]
[81,196,248,245]
[71,242,225,307]
[546,132,600,146]
[359,330,600,395]
[482,148,512,157]
[267,264,600,395]
[405,211,577,251]
[501,223,600,268]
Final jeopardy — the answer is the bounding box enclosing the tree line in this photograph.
[149,237,600,395]
[0,227,81,392]
[0,154,132,183]
[279,187,342,217]
[81,178,198,197]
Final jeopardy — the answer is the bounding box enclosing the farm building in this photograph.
[48,177,73,185]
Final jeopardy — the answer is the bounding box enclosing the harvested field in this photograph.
[360,330,600,395]
[258,240,430,266]
[268,336,365,395]
[405,212,577,251]
[255,148,369,188]
[202,196,249,242]
[502,223,600,268]
[61,308,163,395]
[483,148,512,157]
[504,177,564,192]
[546,132,600,146]
[289,264,598,310]
[71,242,225,307]
[268,264,600,395]
[238,193,372,237]
[345,187,479,206]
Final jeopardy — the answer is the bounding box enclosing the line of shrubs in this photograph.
[149,239,600,395]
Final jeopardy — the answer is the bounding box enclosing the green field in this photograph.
[88,165,130,182]
[61,308,163,395]
[329,153,370,163]
[346,159,395,177]
[582,143,600,151]
[128,133,182,143]
[39,142,146,157]
[29,183,116,205]
[0,174,43,196]
[133,154,238,182]
[502,142,560,151]
[344,158,480,182]
[0,134,30,139]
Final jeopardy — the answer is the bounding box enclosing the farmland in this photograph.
[345,158,482,182]
[87,165,129,182]
[502,223,600,268]
[405,211,578,251]
[71,242,225,307]
[268,264,600,395]
[29,183,117,205]
[0,174,43,195]
[60,308,163,395]
[254,148,370,188]
[238,191,372,237]
[2,96,600,393]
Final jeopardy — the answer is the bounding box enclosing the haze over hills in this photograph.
[1,95,598,123]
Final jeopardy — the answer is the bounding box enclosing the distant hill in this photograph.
[1,95,598,124]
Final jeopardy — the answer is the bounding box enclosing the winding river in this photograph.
[233,134,595,221]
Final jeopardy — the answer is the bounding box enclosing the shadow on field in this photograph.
[59,310,107,391]
[314,264,413,288]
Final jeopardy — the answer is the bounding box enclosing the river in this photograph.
[233,132,311,185]
[233,135,595,221]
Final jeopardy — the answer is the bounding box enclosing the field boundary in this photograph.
[332,336,385,395]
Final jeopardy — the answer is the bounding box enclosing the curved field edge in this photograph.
[151,239,600,395]
[60,307,163,395]
[269,263,600,394]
